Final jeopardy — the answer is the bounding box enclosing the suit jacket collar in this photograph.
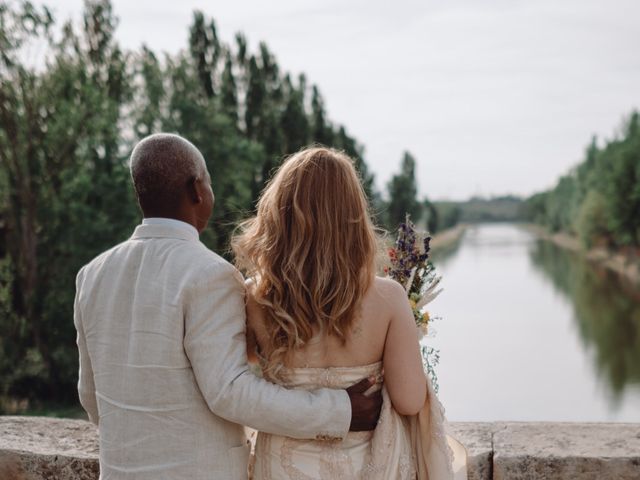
[131,223,199,242]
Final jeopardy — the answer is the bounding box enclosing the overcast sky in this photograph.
[46,0,640,200]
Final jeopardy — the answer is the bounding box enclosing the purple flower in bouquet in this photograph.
[385,215,443,391]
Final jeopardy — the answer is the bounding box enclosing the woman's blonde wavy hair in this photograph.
[232,146,378,378]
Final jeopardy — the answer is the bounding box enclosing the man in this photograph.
[74,133,382,479]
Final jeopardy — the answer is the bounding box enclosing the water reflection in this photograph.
[528,239,640,400]
[429,223,640,421]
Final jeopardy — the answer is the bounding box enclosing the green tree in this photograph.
[423,199,439,233]
[333,126,376,202]
[575,190,609,248]
[601,113,640,246]
[188,11,220,98]
[163,52,255,251]
[134,45,164,137]
[432,202,461,232]
[0,1,381,410]
[545,174,578,233]
[0,0,137,406]
[220,50,238,126]
[386,151,422,228]
[310,85,334,146]
[523,191,549,225]
[279,74,310,154]
[527,111,640,249]
[244,55,265,140]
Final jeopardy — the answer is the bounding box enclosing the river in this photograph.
[428,223,640,422]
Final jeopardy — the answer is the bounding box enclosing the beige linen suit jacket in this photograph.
[74,221,351,479]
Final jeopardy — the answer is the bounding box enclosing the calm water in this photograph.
[429,223,640,422]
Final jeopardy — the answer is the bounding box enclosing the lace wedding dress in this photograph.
[249,361,467,479]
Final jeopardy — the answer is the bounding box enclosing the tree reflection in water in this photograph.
[529,240,640,400]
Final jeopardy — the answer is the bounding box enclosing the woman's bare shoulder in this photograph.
[358,276,407,330]
[370,276,407,304]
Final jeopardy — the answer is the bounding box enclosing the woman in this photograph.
[232,147,466,479]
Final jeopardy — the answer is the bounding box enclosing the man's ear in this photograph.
[186,176,203,204]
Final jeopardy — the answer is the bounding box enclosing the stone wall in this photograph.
[1,416,639,479]
[0,417,98,480]
[449,422,640,480]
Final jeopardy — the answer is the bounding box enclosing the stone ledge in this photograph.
[450,422,493,480]
[0,416,98,480]
[1,416,639,479]
[492,422,640,480]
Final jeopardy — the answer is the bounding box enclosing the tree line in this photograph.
[0,1,442,410]
[524,112,640,251]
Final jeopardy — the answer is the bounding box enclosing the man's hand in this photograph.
[346,377,383,431]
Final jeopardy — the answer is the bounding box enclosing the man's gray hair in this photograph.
[129,133,207,213]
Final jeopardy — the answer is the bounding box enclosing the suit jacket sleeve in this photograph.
[183,262,351,440]
[74,267,99,425]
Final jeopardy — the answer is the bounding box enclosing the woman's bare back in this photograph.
[246,275,426,416]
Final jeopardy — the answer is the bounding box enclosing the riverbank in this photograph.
[430,223,467,251]
[1,416,638,479]
[525,224,640,285]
